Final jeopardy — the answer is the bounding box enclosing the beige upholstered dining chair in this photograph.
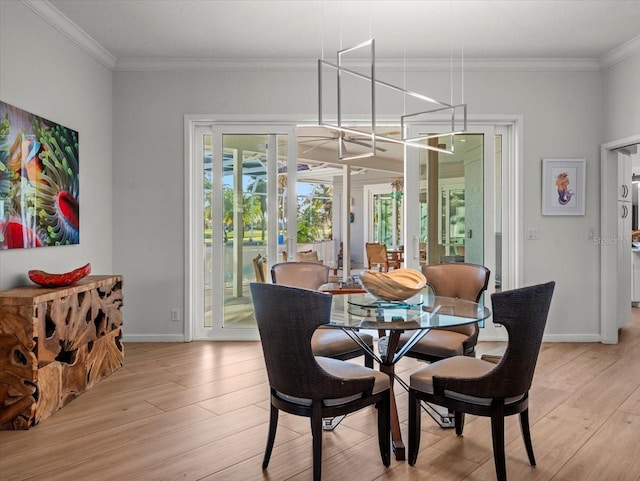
[365,243,400,272]
[271,261,329,290]
[270,262,374,368]
[408,281,555,481]
[398,262,490,363]
[250,283,391,481]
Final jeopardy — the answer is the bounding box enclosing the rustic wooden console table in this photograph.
[0,275,123,429]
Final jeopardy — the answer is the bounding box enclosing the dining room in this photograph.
[2,1,640,480]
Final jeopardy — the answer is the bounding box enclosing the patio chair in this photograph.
[365,243,400,272]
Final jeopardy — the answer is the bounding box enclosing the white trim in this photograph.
[22,0,116,69]
[113,57,601,73]
[186,120,297,341]
[599,34,640,70]
[479,333,601,343]
[123,334,186,343]
[600,133,640,344]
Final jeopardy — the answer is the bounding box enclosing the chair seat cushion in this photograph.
[410,356,523,406]
[398,329,467,358]
[312,329,373,358]
[277,357,389,407]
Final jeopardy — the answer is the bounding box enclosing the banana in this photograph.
[28,263,92,287]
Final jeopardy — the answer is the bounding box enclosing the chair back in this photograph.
[253,254,267,283]
[296,250,322,263]
[422,263,490,336]
[366,243,389,270]
[434,281,555,399]
[250,283,373,401]
[271,262,329,290]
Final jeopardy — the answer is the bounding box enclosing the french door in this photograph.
[190,123,296,340]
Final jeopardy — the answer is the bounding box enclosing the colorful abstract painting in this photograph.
[0,101,79,249]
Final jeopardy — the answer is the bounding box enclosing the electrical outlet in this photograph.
[528,228,539,240]
[171,308,180,321]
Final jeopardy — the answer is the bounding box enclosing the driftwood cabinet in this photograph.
[0,275,123,429]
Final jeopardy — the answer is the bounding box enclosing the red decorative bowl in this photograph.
[28,263,91,287]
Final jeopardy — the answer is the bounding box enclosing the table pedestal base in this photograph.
[380,363,405,460]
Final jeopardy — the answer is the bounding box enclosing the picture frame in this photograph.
[541,158,585,216]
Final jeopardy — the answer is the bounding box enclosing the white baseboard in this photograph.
[479,333,602,343]
[541,333,602,343]
[122,334,186,343]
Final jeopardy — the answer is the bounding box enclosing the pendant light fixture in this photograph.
[317,4,467,157]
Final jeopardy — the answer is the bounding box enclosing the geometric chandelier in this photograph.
[318,38,467,160]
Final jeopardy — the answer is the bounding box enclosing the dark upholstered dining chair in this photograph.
[408,281,555,481]
[250,283,391,481]
[398,262,490,363]
[271,261,374,368]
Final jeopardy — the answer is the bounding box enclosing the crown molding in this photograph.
[114,57,318,72]
[21,0,116,69]
[26,0,634,74]
[599,34,640,70]
[114,57,600,73]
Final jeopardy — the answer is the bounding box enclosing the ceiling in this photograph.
[47,1,640,64]
[38,1,640,178]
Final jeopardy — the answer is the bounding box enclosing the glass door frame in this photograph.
[186,121,297,341]
[403,122,517,341]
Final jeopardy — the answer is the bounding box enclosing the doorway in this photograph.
[600,134,640,344]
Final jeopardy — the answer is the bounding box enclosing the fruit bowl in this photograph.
[359,268,426,301]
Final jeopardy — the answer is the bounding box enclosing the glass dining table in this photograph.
[328,291,492,461]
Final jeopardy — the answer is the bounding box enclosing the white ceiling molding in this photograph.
[114,58,319,73]
[599,33,640,70]
[114,57,600,73]
[26,0,633,74]
[21,0,116,69]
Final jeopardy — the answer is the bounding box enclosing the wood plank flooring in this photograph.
[2,308,640,481]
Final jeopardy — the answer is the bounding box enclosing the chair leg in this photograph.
[408,389,421,466]
[311,404,323,481]
[262,403,279,469]
[454,411,465,436]
[377,392,391,467]
[519,408,536,466]
[490,408,507,481]
[365,351,374,369]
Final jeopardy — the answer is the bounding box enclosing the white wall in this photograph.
[0,2,113,290]
[111,65,602,341]
[602,51,640,143]
[3,0,636,343]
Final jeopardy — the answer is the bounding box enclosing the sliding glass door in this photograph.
[404,124,496,290]
[193,124,296,340]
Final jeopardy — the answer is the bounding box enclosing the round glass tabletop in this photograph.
[329,292,491,331]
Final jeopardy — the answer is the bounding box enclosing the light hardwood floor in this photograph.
[2,308,640,481]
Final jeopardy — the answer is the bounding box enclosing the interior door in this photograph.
[194,124,296,340]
